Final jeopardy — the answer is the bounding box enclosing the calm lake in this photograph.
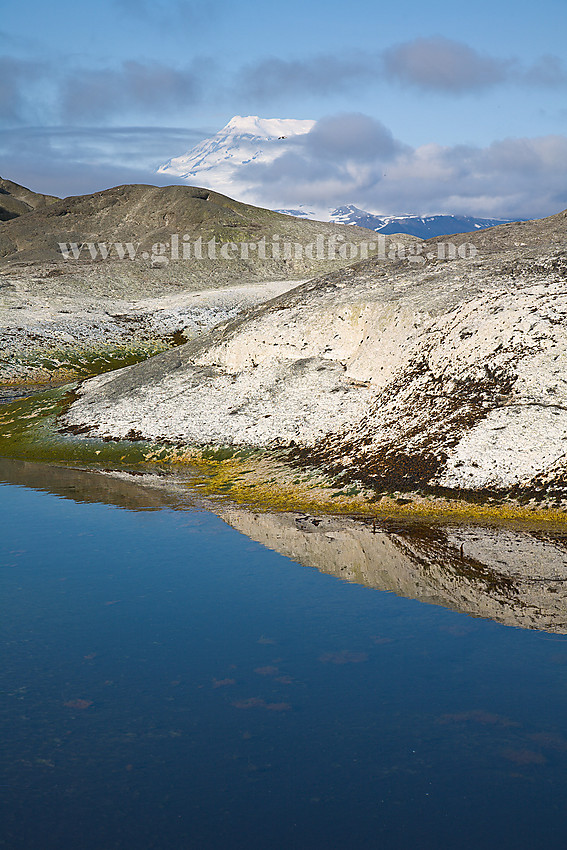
[2,458,567,849]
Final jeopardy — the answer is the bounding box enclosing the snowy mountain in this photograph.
[158,117,517,238]
[319,205,516,238]
[158,115,315,200]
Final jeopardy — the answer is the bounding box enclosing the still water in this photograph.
[2,460,567,849]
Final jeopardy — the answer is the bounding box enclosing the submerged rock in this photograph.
[61,209,567,504]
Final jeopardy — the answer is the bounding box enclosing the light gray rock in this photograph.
[61,209,567,503]
[0,274,304,384]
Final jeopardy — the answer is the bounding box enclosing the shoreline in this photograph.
[2,389,567,531]
[3,455,567,635]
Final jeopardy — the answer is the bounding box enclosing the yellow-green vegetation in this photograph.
[1,341,173,388]
[0,387,152,465]
[2,387,567,531]
[179,449,567,530]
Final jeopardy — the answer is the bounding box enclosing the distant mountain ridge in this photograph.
[300,205,517,239]
[158,117,519,238]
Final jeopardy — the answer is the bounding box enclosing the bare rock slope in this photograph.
[62,209,567,503]
[0,182,384,279]
[0,176,58,222]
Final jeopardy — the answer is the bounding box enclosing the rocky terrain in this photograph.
[61,208,567,506]
[0,272,302,388]
[0,176,57,222]
[1,180,400,386]
[0,182,380,271]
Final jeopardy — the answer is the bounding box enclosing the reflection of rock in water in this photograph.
[3,456,567,633]
[220,509,567,634]
[0,457,199,512]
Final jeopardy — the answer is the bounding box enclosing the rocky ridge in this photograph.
[0,182,383,273]
[0,176,58,222]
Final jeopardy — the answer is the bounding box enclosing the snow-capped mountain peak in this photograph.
[274,204,516,238]
[222,115,315,139]
[157,115,315,198]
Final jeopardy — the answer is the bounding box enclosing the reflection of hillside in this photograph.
[2,457,567,633]
[220,510,567,634]
[0,458,198,512]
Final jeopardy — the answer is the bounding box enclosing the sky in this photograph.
[1,0,567,217]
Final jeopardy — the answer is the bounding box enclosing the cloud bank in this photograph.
[238,37,567,98]
[382,37,511,93]
[0,57,47,125]
[0,125,204,197]
[1,29,566,219]
[2,36,566,131]
[237,55,373,99]
[0,57,215,128]
[60,60,208,122]
[2,114,566,220]
[235,114,567,219]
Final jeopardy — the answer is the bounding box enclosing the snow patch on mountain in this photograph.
[274,204,515,238]
[320,205,516,238]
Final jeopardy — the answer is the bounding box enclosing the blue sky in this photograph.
[1,0,567,216]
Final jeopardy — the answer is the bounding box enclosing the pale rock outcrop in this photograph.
[62,210,567,502]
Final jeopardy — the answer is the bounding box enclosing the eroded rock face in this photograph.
[61,210,567,503]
